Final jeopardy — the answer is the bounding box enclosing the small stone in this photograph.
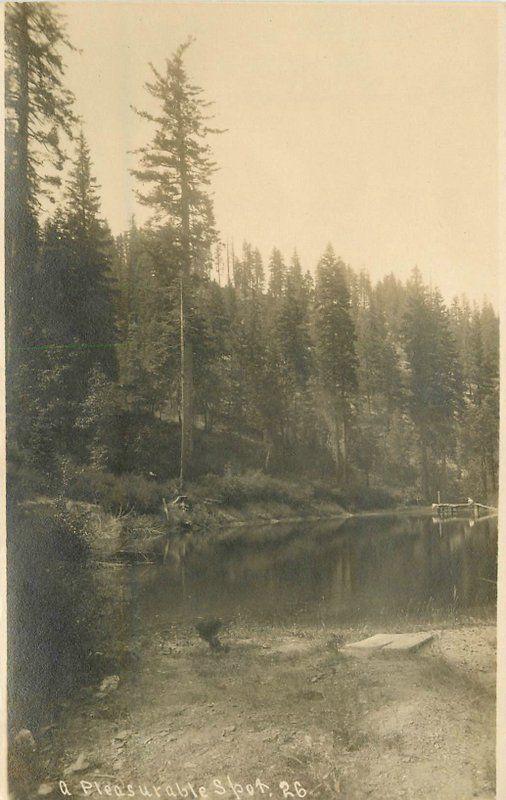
[113,729,131,741]
[14,729,36,752]
[37,784,54,796]
[98,675,120,694]
[64,752,90,775]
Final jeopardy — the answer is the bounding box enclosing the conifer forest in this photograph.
[5,5,499,800]
[5,4,499,507]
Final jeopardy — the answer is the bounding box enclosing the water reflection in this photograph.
[105,513,497,632]
[9,512,497,731]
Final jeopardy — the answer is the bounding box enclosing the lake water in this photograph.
[8,511,497,731]
[97,512,497,637]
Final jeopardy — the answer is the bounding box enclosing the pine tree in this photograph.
[357,296,402,417]
[313,245,358,480]
[132,38,221,491]
[22,134,117,463]
[402,271,462,499]
[375,272,407,337]
[267,248,286,302]
[277,252,312,390]
[120,225,181,418]
[5,2,77,361]
[192,279,229,433]
[63,132,117,378]
[458,304,499,499]
[269,251,313,461]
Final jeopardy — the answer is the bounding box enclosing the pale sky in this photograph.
[60,2,500,304]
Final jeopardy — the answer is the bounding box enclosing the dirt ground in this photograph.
[14,619,496,800]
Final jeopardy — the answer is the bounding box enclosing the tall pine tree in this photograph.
[132,38,221,491]
[313,245,358,481]
[402,271,462,499]
[5,2,77,361]
[35,132,118,461]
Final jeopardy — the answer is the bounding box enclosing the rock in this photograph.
[98,675,120,694]
[37,784,54,796]
[64,752,90,775]
[222,725,236,736]
[14,729,36,752]
[113,729,131,741]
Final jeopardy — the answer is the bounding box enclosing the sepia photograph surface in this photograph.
[4,3,500,800]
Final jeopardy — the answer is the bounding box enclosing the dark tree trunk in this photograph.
[177,124,194,494]
[7,4,32,367]
[179,270,193,493]
[420,438,430,501]
[481,455,488,500]
[340,392,351,485]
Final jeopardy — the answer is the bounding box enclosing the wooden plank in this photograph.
[342,634,397,653]
[343,632,435,655]
[382,632,434,652]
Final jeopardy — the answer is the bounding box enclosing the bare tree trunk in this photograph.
[481,455,488,500]
[177,111,194,494]
[420,438,430,501]
[264,443,272,473]
[321,397,342,479]
[341,397,350,485]
[331,419,342,479]
[441,453,448,494]
[179,271,193,494]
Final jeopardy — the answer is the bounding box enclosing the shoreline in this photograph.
[9,496,497,800]
[16,616,496,800]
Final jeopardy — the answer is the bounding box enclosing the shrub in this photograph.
[341,485,396,511]
[311,481,347,507]
[7,461,54,504]
[63,465,174,514]
[195,471,314,508]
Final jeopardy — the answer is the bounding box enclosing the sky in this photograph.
[60,2,500,304]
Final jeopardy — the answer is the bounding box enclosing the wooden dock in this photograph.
[432,497,497,520]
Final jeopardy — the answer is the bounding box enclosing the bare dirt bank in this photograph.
[17,619,495,800]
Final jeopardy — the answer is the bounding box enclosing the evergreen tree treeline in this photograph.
[5,6,499,505]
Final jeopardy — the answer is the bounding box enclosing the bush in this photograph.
[311,481,347,507]
[9,500,92,561]
[7,460,55,504]
[195,471,314,508]
[341,485,396,511]
[64,465,174,514]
